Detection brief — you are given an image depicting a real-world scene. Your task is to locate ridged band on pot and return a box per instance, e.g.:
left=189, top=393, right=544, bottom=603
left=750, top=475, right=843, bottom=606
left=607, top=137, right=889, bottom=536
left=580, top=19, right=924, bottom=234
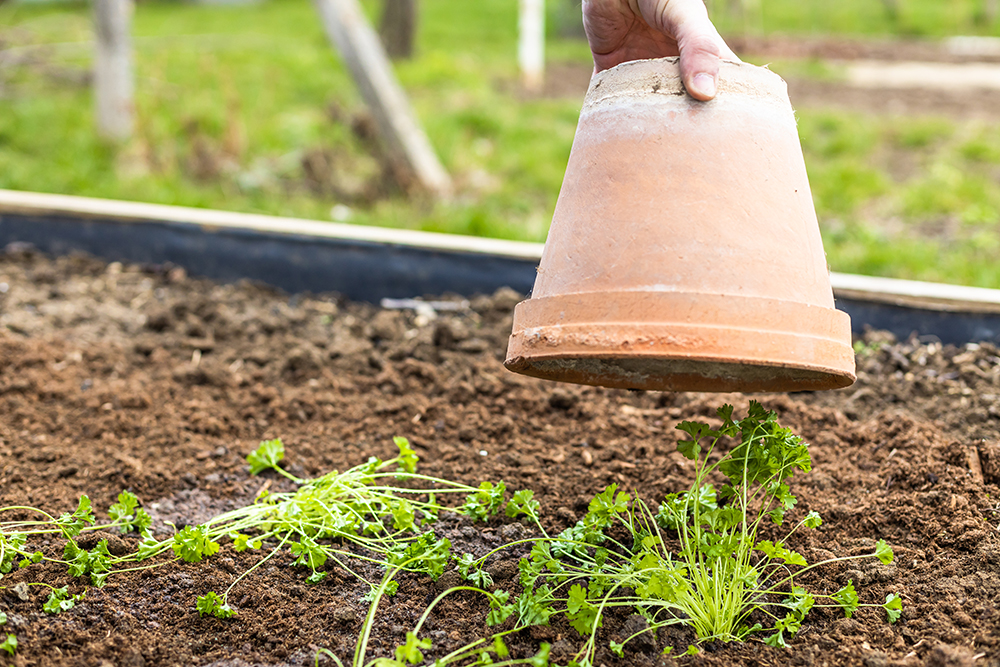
left=505, top=57, right=856, bottom=392
left=506, top=291, right=855, bottom=392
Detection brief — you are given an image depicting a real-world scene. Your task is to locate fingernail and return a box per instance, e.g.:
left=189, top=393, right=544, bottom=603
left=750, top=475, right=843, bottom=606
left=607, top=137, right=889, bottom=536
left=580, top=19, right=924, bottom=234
left=692, top=73, right=716, bottom=99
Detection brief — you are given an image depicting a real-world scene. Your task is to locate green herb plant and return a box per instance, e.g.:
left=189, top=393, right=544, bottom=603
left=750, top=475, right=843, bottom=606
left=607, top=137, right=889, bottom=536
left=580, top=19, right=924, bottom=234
left=2, top=405, right=903, bottom=667
left=450, top=402, right=902, bottom=664
left=1, top=437, right=521, bottom=621
left=0, top=610, right=15, bottom=659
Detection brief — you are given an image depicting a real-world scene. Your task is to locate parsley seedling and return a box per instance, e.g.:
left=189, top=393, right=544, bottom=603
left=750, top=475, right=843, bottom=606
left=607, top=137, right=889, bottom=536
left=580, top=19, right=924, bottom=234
left=0, top=613, right=11, bottom=659
left=196, top=591, right=236, bottom=619
left=0, top=632, right=15, bottom=656
left=500, top=403, right=902, bottom=663
left=41, top=585, right=86, bottom=614
left=3, top=436, right=530, bottom=635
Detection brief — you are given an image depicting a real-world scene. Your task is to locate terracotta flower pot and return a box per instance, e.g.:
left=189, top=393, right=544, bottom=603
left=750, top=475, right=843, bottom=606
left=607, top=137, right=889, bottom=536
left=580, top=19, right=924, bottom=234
left=505, top=57, right=855, bottom=393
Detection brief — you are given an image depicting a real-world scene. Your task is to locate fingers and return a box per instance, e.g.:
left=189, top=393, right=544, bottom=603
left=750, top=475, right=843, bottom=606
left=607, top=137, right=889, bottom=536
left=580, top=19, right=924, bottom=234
left=642, top=0, right=740, bottom=100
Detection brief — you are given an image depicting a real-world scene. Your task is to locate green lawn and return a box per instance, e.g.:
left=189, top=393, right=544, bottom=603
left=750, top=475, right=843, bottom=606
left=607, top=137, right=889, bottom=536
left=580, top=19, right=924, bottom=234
left=706, top=0, right=1000, bottom=38
left=0, top=0, right=999, bottom=287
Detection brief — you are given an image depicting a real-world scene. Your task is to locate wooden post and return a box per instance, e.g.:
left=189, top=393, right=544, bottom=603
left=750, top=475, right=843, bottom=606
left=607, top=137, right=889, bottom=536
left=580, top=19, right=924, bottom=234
left=880, top=0, right=901, bottom=22
left=313, top=0, right=452, bottom=198
left=93, top=0, right=134, bottom=141
left=985, top=0, right=998, bottom=24
left=556, top=0, right=585, bottom=39
left=519, top=0, right=545, bottom=92
left=380, top=0, right=417, bottom=60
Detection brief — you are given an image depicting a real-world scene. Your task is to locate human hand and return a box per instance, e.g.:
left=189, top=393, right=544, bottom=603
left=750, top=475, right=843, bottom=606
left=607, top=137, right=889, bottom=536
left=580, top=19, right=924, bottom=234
left=582, top=0, right=739, bottom=100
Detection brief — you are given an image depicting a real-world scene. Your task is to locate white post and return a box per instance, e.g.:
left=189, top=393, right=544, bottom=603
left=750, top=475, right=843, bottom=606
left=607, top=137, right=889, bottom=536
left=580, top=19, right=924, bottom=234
left=313, top=0, right=452, bottom=198
left=519, top=0, right=545, bottom=92
left=93, top=0, right=134, bottom=141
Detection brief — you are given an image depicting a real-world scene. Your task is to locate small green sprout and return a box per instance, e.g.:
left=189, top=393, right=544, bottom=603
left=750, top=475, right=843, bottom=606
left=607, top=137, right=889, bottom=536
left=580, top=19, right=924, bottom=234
left=196, top=591, right=236, bottom=619
left=43, top=586, right=85, bottom=614
left=0, top=632, right=15, bottom=656
left=884, top=593, right=903, bottom=623
left=247, top=438, right=285, bottom=475
left=395, top=632, right=432, bottom=665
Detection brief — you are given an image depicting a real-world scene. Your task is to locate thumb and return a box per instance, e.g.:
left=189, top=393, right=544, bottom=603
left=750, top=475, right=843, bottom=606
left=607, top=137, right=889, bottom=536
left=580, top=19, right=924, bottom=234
left=653, top=1, right=740, bottom=101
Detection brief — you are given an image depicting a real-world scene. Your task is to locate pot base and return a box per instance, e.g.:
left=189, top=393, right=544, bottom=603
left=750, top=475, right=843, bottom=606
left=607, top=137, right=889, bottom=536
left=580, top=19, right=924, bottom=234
left=505, top=291, right=856, bottom=393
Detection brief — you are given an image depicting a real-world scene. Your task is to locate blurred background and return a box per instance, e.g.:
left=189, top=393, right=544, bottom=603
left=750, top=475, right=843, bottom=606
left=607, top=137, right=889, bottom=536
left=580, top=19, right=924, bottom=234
left=1, top=0, right=1000, bottom=287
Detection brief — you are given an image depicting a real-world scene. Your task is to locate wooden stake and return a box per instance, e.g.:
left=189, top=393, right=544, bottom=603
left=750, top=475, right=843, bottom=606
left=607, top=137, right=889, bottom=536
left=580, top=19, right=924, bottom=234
left=313, top=0, right=451, bottom=198
left=986, top=0, right=999, bottom=24
left=93, top=0, right=134, bottom=141
left=380, top=0, right=417, bottom=60
left=519, top=0, right=545, bottom=92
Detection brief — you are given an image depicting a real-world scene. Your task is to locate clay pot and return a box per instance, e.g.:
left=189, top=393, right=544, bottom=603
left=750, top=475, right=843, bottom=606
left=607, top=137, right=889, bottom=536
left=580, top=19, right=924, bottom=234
left=505, top=57, right=855, bottom=393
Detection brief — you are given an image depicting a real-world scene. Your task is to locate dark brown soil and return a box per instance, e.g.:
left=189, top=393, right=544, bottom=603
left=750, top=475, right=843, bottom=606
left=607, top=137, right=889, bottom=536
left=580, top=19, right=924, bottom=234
left=0, top=248, right=998, bottom=667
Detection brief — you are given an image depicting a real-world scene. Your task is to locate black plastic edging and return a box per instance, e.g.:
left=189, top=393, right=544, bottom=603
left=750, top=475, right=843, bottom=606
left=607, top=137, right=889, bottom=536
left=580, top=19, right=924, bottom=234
left=0, top=213, right=538, bottom=302
left=836, top=298, right=1000, bottom=347
left=1, top=211, right=999, bottom=346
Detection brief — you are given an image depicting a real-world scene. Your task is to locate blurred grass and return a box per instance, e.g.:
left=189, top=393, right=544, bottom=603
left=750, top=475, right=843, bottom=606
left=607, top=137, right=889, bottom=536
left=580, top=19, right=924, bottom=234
left=0, top=0, right=582, bottom=242
left=799, top=110, right=1000, bottom=287
left=0, top=0, right=998, bottom=286
left=707, top=0, right=1000, bottom=37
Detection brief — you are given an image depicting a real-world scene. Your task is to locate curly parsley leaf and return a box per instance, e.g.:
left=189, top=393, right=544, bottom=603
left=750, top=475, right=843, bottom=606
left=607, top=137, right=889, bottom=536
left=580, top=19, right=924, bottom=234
left=875, top=539, right=894, bottom=565
left=465, top=564, right=494, bottom=589
left=834, top=580, right=860, bottom=618
left=56, top=496, right=96, bottom=538
left=387, top=532, right=451, bottom=581
left=527, top=642, right=551, bottom=667
left=506, top=489, right=541, bottom=522
left=290, top=534, right=328, bottom=570
left=172, top=525, right=221, bottom=563
left=516, top=585, right=554, bottom=626
left=390, top=499, right=416, bottom=532
left=493, top=635, right=510, bottom=658
left=395, top=631, right=431, bottom=665
left=108, top=490, right=152, bottom=534
left=566, top=583, right=603, bottom=636
left=247, top=438, right=284, bottom=475
left=0, top=632, right=16, bottom=656
left=756, top=540, right=807, bottom=567
left=230, top=533, right=262, bottom=552
left=64, top=539, right=113, bottom=585
left=586, top=484, right=630, bottom=528
left=0, top=533, right=27, bottom=574
left=884, top=593, right=903, bottom=623
left=196, top=591, right=236, bottom=618
left=43, top=586, right=85, bottom=614
left=393, top=437, right=419, bottom=474
left=487, top=589, right=515, bottom=626
left=461, top=482, right=507, bottom=523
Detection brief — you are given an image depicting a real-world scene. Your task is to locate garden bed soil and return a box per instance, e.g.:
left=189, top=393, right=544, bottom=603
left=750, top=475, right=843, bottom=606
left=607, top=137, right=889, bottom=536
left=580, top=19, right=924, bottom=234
left=0, top=248, right=998, bottom=667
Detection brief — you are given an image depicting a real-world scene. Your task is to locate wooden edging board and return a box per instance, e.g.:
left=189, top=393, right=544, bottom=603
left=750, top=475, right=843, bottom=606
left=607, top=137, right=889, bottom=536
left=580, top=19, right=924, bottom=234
left=0, top=189, right=998, bottom=346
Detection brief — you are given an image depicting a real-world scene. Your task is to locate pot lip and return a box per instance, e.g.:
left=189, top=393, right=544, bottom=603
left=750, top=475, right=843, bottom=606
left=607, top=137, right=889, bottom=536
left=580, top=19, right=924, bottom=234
left=585, top=56, right=789, bottom=109
left=505, top=289, right=857, bottom=392
left=503, top=352, right=857, bottom=392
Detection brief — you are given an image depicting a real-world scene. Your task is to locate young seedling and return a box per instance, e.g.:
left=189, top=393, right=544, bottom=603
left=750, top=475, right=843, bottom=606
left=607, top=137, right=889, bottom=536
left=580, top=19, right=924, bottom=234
left=0, top=611, right=14, bottom=659
left=1, top=404, right=903, bottom=667
left=472, top=402, right=904, bottom=664
left=1, top=437, right=520, bottom=622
